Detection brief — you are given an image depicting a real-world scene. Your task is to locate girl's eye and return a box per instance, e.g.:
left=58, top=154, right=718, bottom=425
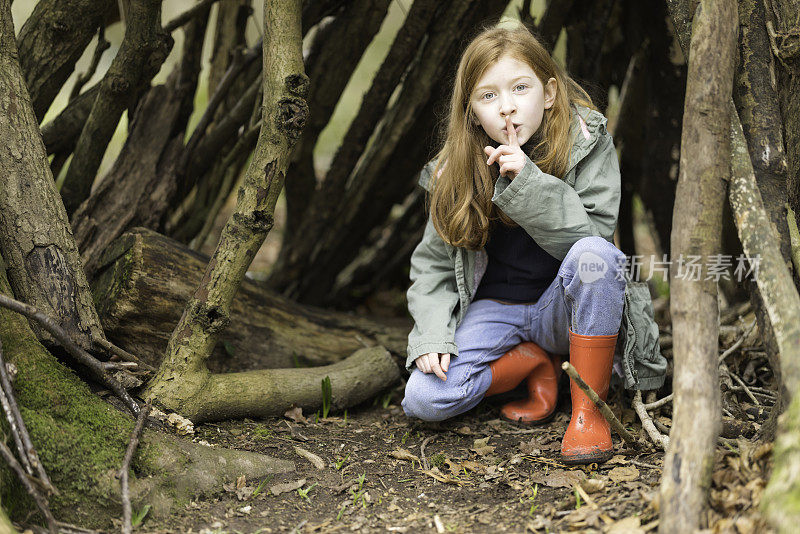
left=482, top=92, right=495, bottom=100
left=515, top=84, right=528, bottom=91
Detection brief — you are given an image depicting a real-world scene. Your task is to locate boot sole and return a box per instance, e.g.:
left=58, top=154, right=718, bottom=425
left=560, top=449, right=613, bottom=465
left=500, top=407, right=557, bottom=427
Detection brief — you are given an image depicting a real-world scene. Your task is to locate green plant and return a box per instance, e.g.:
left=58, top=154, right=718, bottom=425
left=321, top=376, right=332, bottom=418
left=381, top=391, right=392, bottom=409
left=342, top=409, right=348, bottom=424
left=297, top=482, right=318, bottom=502
left=334, top=452, right=350, bottom=470
left=431, top=453, right=446, bottom=468
left=131, top=503, right=151, bottom=528
left=223, top=340, right=236, bottom=357
left=336, top=502, right=348, bottom=521
left=252, top=426, right=273, bottom=441
left=528, top=484, right=539, bottom=516
left=251, top=474, right=274, bottom=499
left=574, top=486, right=582, bottom=509
left=401, top=430, right=411, bottom=445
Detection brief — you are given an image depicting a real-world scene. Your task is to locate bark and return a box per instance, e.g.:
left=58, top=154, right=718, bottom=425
left=71, top=9, right=211, bottom=280
left=208, top=0, right=251, bottom=95
left=301, top=0, right=347, bottom=34
left=269, top=0, right=509, bottom=305
left=0, top=259, right=292, bottom=528
left=731, top=105, right=800, bottom=531
left=0, top=0, right=103, bottom=351
left=90, top=228, right=408, bottom=370
left=768, top=0, right=800, bottom=234
left=284, top=0, right=394, bottom=240
left=283, top=0, right=436, bottom=255
left=16, top=0, right=115, bottom=121
left=536, top=0, right=576, bottom=51
left=40, top=83, right=99, bottom=156
left=59, top=0, right=172, bottom=216
left=659, top=2, right=737, bottom=533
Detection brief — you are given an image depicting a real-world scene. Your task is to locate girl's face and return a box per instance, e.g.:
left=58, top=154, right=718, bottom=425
left=470, top=55, right=557, bottom=146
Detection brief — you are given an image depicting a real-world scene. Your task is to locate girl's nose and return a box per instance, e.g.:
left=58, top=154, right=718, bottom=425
left=500, top=97, right=516, bottom=117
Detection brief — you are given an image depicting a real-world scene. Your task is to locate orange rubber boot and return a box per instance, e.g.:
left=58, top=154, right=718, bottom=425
left=485, top=342, right=558, bottom=425
left=560, top=330, right=617, bottom=464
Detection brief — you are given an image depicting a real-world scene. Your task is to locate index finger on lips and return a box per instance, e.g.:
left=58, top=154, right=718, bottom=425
left=506, top=116, right=519, bottom=148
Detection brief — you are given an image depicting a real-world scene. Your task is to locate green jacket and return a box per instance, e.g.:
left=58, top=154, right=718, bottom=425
left=406, top=106, right=666, bottom=391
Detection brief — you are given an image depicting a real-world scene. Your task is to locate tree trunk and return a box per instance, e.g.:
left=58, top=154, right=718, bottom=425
left=659, top=1, right=737, bottom=532
left=59, top=0, right=172, bottom=216
left=0, top=0, right=103, bottom=351
left=91, top=228, right=408, bottom=370
left=0, top=259, right=292, bottom=528
left=142, top=0, right=400, bottom=423
left=16, top=0, right=115, bottom=121
left=71, top=9, right=211, bottom=280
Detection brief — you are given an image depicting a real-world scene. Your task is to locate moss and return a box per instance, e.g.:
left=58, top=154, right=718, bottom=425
left=1, top=273, right=133, bottom=528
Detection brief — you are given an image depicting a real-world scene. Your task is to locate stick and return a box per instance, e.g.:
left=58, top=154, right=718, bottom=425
left=120, top=402, right=151, bottom=534
left=643, top=393, right=673, bottom=411
left=561, top=362, right=639, bottom=447
left=633, top=391, right=670, bottom=451
left=718, top=318, right=757, bottom=364
left=420, top=435, right=434, bottom=471
left=0, top=338, right=55, bottom=494
left=0, top=294, right=139, bottom=415
left=92, top=336, right=156, bottom=373
left=164, top=0, right=221, bottom=32
left=0, top=439, right=56, bottom=533
left=69, top=25, right=110, bottom=101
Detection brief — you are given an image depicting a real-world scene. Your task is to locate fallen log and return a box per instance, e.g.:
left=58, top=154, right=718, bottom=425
left=91, top=227, right=409, bottom=372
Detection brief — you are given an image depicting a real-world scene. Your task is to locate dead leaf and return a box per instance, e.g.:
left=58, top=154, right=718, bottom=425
left=608, top=465, right=640, bottom=483
left=284, top=406, right=307, bottom=423
left=166, top=412, right=194, bottom=435
left=236, top=485, right=254, bottom=501
left=269, top=478, right=306, bottom=496
left=390, top=448, right=420, bottom=464
left=580, top=478, right=606, bottom=494
left=236, top=475, right=246, bottom=489
left=606, top=516, right=643, bottom=533
left=455, top=426, right=473, bottom=435
left=421, top=467, right=464, bottom=485
left=294, top=447, right=325, bottom=469
left=530, top=469, right=586, bottom=488
left=471, top=437, right=495, bottom=456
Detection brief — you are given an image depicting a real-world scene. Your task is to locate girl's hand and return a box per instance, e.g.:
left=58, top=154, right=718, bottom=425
left=415, top=352, right=450, bottom=381
left=484, top=115, right=526, bottom=180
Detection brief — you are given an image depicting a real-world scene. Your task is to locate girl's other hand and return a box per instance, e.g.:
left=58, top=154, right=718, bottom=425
left=484, top=115, right=526, bottom=179
left=415, top=352, right=450, bottom=381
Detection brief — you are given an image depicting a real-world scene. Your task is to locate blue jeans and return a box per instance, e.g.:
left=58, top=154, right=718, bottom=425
left=402, top=236, right=626, bottom=422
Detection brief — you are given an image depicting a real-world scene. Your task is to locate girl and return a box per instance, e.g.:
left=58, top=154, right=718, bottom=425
left=402, top=24, right=627, bottom=465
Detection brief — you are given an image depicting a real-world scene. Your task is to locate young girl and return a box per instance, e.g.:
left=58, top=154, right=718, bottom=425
left=402, top=24, right=626, bottom=465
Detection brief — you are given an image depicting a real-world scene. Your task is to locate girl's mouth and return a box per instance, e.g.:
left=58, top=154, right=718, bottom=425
left=502, top=125, right=522, bottom=135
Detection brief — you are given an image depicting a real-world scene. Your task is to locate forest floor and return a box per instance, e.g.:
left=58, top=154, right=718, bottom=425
left=141, top=355, right=772, bottom=534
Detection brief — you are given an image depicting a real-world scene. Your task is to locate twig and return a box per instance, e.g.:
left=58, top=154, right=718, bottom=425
left=643, top=393, right=673, bottom=411
left=0, top=294, right=139, bottom=415
left=718, top=318, right=758, bottom=364
left=120, top=402, right=151, bottom=534
left=0, top=338, right=55, bottom=493
left=728, top=370, right=760, bottom=406
left=0, top=440, right=56, bottom=533
left=92, top=336, right=156, bottom=373
left=561, top=362, right=638, bottom=447
left=0, top=381, right=32, bottom=476
left=633, top=391, right=670, bottom=451
left=420, top=435, right=434, bottom=471
left=69, top=25, right=110, bottom=101
left=164, top=0, right=221, bottom=32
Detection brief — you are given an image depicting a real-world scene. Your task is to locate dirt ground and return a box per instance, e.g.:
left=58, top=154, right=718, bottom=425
left=141, top=363, right=772, bottom=534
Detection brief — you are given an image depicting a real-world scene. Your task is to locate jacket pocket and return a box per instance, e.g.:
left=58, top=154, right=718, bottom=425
left=619, top=275, right=667, bottom=391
